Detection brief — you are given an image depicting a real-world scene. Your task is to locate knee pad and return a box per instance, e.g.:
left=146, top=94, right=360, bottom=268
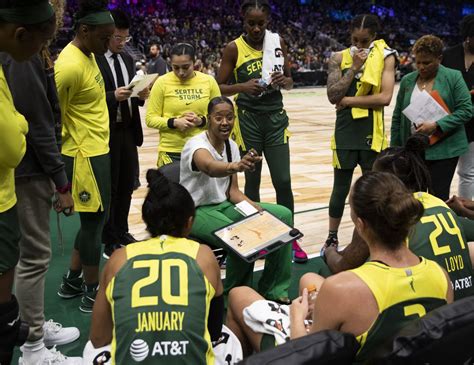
left=0, top=295, right=29, bottom=354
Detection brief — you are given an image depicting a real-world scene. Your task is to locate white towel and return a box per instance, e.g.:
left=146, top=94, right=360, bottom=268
left=243, top=300, right=291, bottom=345
left=261, top=30, right=284, bottom=86
left=212, top=325, right=243, bottom=365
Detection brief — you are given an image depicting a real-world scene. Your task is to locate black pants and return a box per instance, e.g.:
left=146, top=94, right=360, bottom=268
left=426, top=157, right=459, bottom=201
left=102, top=124, right=138, bottom=244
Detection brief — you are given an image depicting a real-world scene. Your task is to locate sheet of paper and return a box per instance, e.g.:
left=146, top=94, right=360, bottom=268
left=127, top=73, right=159, bottom=97
left=234, top=200, right=259, bottom=217
left=402, top=90, right=449, bottom=132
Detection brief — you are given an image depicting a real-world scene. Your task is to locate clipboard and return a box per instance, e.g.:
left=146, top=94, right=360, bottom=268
left=126, top=73, right=159, bottom=97
left=213, top=210, right=302, bottom=263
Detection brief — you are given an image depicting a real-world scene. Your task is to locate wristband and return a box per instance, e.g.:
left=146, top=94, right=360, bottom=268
left=167, top=118, right=176, bottom=129
left=56, top=182, right=72, bottom=194
left=198, top=116, right=207, bottom=128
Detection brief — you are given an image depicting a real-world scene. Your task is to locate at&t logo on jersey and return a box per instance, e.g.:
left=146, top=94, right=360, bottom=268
left=129, top=339, right=189, bottom=362
left=130, top=339, right=149, bottom=362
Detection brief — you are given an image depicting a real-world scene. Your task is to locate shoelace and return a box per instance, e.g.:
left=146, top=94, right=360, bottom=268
left=44, top=319, right=62, bottom=334
left=46, top=346, right=67, bottom=364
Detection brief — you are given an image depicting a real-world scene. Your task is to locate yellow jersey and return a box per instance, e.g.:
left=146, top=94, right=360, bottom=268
left=55, top=43, right=109, bottom=158
left=0, top=67, right=28, bottom=212
left=146, top=71, right=220, bottom=154
left=351, top=257, right=448, bottom=362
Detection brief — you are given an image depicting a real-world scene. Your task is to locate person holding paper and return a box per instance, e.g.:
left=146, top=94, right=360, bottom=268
left=180, top=96, right=293, bottom=303
left=146, top=42, right=221, bottom=167
left=54, top=0, right=115, bottom=313
left=391, top=35, right=472, bottom=201
left=96, top=9, right=150, bottom=259
left=323, top=14, right=397, bottom=255
left=216, top=0, right=307, bottom=263
left=443, top=15, right=474, bottom=199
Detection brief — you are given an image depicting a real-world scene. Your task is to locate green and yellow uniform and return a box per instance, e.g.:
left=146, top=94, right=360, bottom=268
left=329, top=40, right=394, bottom=220
left=331, top=47, right=385, bottom=170
left=231, top=35, right=293, bottom=212
left=351, top=257, right=448, bottom=363
left=55, top=43, right=111, bottom=266
left=146, top=71, right=220, bottom=166
left=0, top=66, right=28, bottom=272
left=106, top=236, right=215, bottom=365
left=409, top=192, right=474, bottom=300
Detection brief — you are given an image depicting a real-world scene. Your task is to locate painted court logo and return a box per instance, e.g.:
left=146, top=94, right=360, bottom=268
left=130, top=339, right=149, bottom=362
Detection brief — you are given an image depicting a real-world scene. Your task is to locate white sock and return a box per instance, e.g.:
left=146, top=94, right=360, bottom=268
left=21, top=338, right=46, bottom=363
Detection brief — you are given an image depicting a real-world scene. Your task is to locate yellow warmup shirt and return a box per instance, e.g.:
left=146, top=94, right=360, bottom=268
left=55, top=43, right=109, bottom=158
left=0, top=67, right=28, bottom=212
left=146, top=71, right=221, bottom=154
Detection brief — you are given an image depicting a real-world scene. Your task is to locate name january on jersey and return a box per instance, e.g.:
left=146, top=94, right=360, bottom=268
left=135, top=311, right=185, bottom=333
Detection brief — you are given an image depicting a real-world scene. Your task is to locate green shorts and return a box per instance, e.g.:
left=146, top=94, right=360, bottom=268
left=332, top=149, right=378, bottom=170
left=237, top=108, right=290, bottom=152
left=0, top=205, right=20, bottom=274
left=260, top=333, right=277, bottom=351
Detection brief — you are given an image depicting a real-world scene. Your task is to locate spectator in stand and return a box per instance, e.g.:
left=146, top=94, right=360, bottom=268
left=147, top=43, right=168, bottom=75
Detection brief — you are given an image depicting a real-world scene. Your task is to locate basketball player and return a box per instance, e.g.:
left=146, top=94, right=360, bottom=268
left=55, top=0, right=115, bottom=313
left=146, top=43, right=221, bottom=167
left=320, top=134, right=474, bottom=300
left=324, top=14, right=397, bottom=252
left=88, top=169, right=224, bottom=364
left=216, top=0, right=307, bottom=262
left=227, top=172, right=452, bottom=363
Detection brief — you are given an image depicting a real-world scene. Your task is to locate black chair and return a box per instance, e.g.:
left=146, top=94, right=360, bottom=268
left=157, top=163, right=227, bottom=266
left=239, top=330, right=358, bottom=365
left=367, top=296, right=474, bottom=365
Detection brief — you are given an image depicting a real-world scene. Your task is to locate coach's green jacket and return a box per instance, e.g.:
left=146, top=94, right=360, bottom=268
left=390, top=65, right=472, bottom=160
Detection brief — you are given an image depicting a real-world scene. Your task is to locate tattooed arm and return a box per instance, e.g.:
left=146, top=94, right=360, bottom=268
left=327, top=52, right=355, bottom=104
left=327, top=49, right=368, bottom=105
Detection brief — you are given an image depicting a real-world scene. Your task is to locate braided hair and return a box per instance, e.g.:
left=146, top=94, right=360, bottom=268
left=373, top=133, right=432, bottom=193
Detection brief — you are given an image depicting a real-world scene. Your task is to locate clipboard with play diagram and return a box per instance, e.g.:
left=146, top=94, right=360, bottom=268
left=213, top=210, right=303, bottom=263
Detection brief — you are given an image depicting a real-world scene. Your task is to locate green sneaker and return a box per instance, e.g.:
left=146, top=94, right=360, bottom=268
left=79, top=286, right=98, bottom=313
left=57, top=273, right=83, bottom=299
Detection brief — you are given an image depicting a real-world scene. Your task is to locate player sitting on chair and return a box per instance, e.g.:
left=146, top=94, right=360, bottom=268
left=85, top=169, right=224, bottom=364
left=226, top=172, right=452, bottom=362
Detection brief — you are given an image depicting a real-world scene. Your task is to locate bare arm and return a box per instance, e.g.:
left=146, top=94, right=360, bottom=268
left=327, top=52, right=356, bottom=104
left=325, top=229, right=370, bottom=273
left=337, top=55, right=397, bottom=109
left=192, top=148, right=261, bottom=178
left=216, top=42, right=265, bottom=97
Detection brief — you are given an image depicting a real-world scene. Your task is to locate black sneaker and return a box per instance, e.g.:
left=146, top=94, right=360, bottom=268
left=102, top=243, right=123, bottom=260
left=57, top=274, right=84, bottom=299
left=119, top=232, right=137, bottom=246
left=79, top=285, right=98, bottom=313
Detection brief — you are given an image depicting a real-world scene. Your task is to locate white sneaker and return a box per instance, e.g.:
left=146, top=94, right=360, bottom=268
left=19, top=346, right=82, bottom=364
left=43, top=319, right=80, bottom=347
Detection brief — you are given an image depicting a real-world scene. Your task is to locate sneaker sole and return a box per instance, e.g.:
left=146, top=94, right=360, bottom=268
left=44, top=332, right=80, bottom=347
left=293, top=257, right=309, bottom=264
left=79, top=305, right=93, bottom=313
left=57, top=290, right=83, bottom=299
left=102, top=252, right=111, bottom=260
